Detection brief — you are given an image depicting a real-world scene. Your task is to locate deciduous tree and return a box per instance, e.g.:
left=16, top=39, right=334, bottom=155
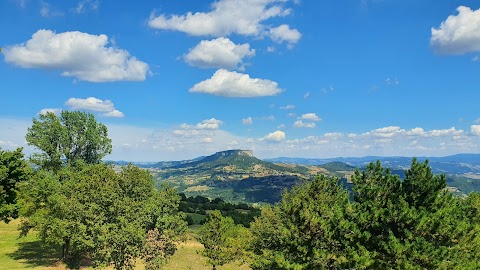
left=18, top=162, right=187, bottom=269
left=0, top=147, right=32, bottom=222
left=25, top=111, right=112, bottom=171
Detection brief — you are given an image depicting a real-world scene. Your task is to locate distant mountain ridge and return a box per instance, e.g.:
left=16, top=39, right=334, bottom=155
left=265, top=154, right=480, bottom=174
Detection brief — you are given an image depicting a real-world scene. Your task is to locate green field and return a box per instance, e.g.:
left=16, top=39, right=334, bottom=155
left=0, top=220, right=249, bottom=270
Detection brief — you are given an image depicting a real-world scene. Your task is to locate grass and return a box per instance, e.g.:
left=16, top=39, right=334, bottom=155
left=0, top=219, right=65, bottom=270
left=186, top=212, right=206, bottom=225
left=1, top=220, right=250, bottom=270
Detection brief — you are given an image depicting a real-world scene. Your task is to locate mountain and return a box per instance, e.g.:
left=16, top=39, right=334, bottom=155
left=154, top=150, right=321, bottom=203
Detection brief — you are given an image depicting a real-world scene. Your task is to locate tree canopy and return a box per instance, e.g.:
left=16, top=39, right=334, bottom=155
left=0, top=147, right=32, bottom=222
left=248, top=159, right=480, bottom=269
left=18, top=162, right=187, bottom=269
left=25, top=111, right=112, bottom=171
left=198, top=210, right=250, bottom=270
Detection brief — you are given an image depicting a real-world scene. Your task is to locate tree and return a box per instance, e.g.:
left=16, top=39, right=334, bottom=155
left=198, top=210, right=248, bottom=270
left=248, top=160, right=480, bottom=269
left=18, top=162, right=187, bottom=269
left=0, top=147, right=32, bottom=222
left=25, top=111, right=112, bottom=171
left=249, top=175, right=355, bottom=269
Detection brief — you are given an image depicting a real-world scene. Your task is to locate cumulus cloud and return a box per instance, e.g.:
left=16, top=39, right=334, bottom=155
left=293, top=120, right=315, bottom=128
left=190, top=69, right=283, bottom=97
left=263, top=130, right=286, bottom=142
left=65, top=97, right=124, bottom=117
left=196, top=118, right=223, bottom=130
left=280, top=104, right=295, bottom=110
left=184, top=37, right=255, bottom=69
left=472, top=125, right=480, bottom=136
left=3, top=29, right=149, bottom=82
left=299, top=113, right=321, bottom=121
left=38, top=108, right=62, bottom=115
left=148, top=0, right=300, bottom=46
left=2, top=116, right=479, bottom=161
left=242, top=117, right=253, bottom=125
left=269, top=24, right=302, bottom=47
left=431, top=6, right=480, bottom=54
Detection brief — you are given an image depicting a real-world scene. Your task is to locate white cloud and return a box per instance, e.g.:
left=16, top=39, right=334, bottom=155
left=431, top=6, right=480, bottom=54
left=203, top=137, right=214, bottom=143
left=263, top=130, right=286, bottom=142
left=266, top=46, right=276, bottom=53
left=190, top=69, right=283, bottom=97
left=102, top=110, right=124, bottom=118
left=293, top=120, right=315, bottom=128
left=365, top=126, right=403, bottom=138
left=65, top=97, right=124, bottom=118
left=324, top=132, right=343, bottom=139
left=242, top=117, right=253, bottom=125
left=269, top=24, right=301, bottom=47
left=184, top=37, right=255, bottom=70
left=304, top=92, right=310, bottom=99
left=173, top=129, right=200, bottom=137
left=3, top=29, right=149, bottom=82
left=2, top=117, right=479, bottom=161
left=196, top=118, right=223, bottom=130
left=38, top=108, right=62, bottom=115
left=299, top=113, right=321, bottom=121
left=474, top=118, right=480, bottom=124
left=471, top=125, right=480, bottom=136
left=148, top=0, right=291, bottom=37
left=280, top=104, right=295, bottom=110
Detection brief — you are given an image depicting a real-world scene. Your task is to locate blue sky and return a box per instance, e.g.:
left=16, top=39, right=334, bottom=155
left=1, top=0, right=480, bottom=161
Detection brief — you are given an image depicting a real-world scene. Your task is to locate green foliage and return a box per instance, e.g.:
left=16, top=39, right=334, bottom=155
left=249, top=159, right=480, bottom=269
left=198, top=210, right=250, bottom=269
left=249, top=175, right=354, bottom=269
left=0, top=147, right=32, bottom=223
left=18, top=162, right=187, bottom=269
left=25, top=111, right=112, bottom=171
left=179, top=195, right=261, bottom=227
left=318, top=161, right=355, bottom=172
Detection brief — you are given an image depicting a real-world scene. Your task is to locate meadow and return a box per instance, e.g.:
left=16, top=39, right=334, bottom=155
left=0, top=221, right=249, bottom=270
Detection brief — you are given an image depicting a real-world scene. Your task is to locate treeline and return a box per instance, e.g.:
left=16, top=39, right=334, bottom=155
left=178, top=194, right=260, bottom=227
